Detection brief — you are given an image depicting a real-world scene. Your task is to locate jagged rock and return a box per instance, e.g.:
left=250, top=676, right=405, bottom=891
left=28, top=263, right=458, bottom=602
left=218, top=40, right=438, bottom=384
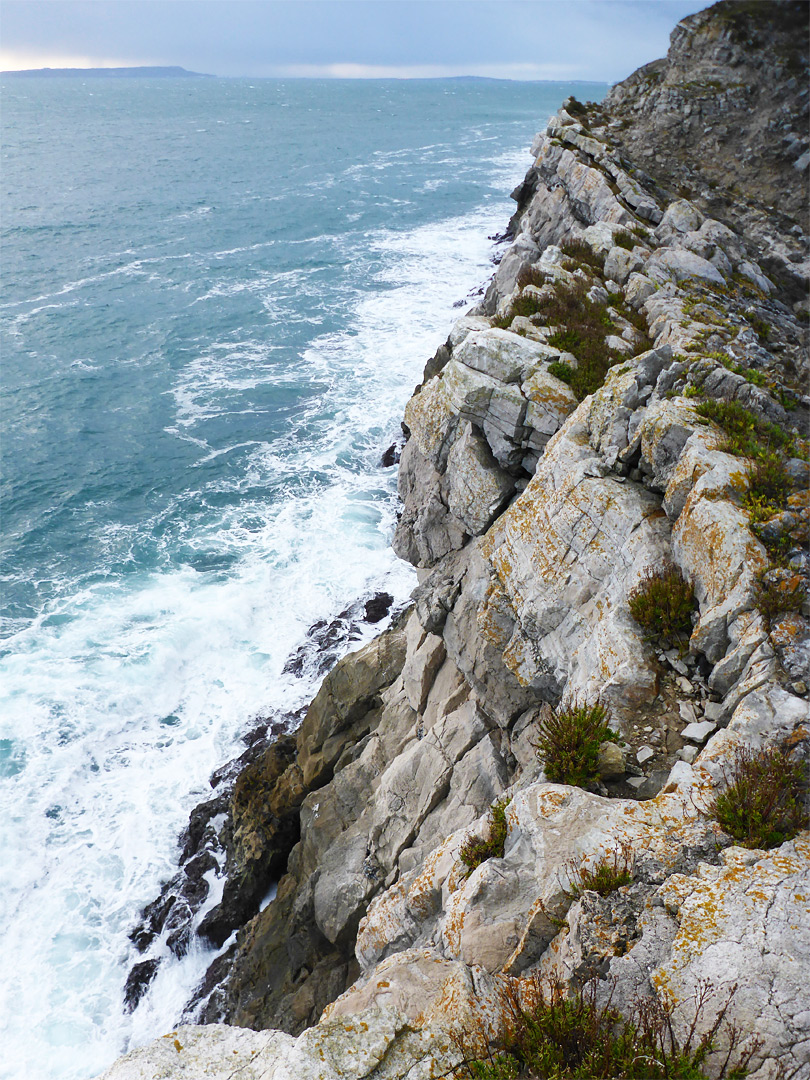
left=453, top=327, right=552, bottom=384
left=478, top=408, right=670, bottom=717
left=597, top=741, right=626, bottom=780
left=646, top=246, right=727, bottom=286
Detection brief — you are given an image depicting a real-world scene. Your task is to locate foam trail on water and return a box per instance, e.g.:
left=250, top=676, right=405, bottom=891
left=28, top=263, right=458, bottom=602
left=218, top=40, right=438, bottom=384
left=0, top=172, right=526, bottom=1077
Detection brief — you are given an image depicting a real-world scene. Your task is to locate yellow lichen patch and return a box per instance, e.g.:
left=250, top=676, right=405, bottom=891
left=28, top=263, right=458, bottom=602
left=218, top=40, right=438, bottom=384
left=659, top=837, right=810, bottom=972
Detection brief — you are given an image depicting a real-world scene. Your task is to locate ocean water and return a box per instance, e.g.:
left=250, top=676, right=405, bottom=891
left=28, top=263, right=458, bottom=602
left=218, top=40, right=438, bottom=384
left=0, top=76, right=605, bottom=1079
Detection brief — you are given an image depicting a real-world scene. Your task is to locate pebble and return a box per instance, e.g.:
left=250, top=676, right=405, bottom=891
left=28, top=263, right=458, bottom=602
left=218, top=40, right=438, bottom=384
left=643, top=725, right=653, bottom=732
left=626, top=776, right=646, bottom=790
left=678, top=701, right=697, bottom=724
left=676, top=676, right=694, bottom=695
left=682, top=720, right=717, bottom=744
left=665, top=650, right=689, bottom=676
left=702, top=701, right=724, bottom=722
left=677, top=745, right=699, bottom=763
left=666, top=761, right=694, bottom=788
left=637, top=745, right=655, bottom=765
left=792, top=681, right=808, bottom=695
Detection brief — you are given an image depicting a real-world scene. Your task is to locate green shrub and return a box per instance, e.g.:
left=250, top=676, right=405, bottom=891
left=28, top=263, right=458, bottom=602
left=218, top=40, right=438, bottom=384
left=747, top=314, right=769, bottom=341
left=459, top=798, right=511, bottom=874
left=452, top=975, right=759, bottom=1080
left=536, top=702, right=618, bottom=789
left=567, top=843, right=633, bottom=898
left=755, top=571, right=808, bottom=626
left=694, top=399, right=799, bottom=460
left=741, top=455, right=792, bottom=526
left=515, top=264, right=545, bottom=292
left=612, top=230, right=635, bottom=250
left=710, top=744, right=809, bottom=850
left=548, top=360, right=575, bottom=384
left=559, top=238, right=606, bottom=275
left=628, top=566, right=696, bottom=647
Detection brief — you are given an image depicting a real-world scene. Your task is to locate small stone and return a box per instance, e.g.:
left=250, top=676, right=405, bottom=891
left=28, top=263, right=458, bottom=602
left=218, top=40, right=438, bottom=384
left=676, top=676, right=694, bottom=695
left=677, top=745, right=699, bottom=763
left=678, top=701, right=697, bottom=725
left=643, top=726, right=654, bottom=733
left=665, top=650, right=689, bottom=676
left=597, top=741, right=626, bottom=780
left=625, top=763, right=644, bottom=777
left=626, top=776, right=646, bottom=790
left=792, top=681, right=808, bottom=696
left=702, top=701, right=724, bottom=722
left=682, top=720, right=717, bottom=744
left=637, top=745, right=655, bottom=766
left=666, top=760, right=694, bottom=788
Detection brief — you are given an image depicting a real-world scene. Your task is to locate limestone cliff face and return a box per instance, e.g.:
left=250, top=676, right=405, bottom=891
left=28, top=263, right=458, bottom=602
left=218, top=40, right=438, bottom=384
left=103, top=4, right=810, bottom=1078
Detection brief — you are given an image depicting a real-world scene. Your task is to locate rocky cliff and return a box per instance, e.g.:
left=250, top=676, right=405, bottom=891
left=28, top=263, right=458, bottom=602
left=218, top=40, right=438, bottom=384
left=101, top=3, right=810, bottom=1078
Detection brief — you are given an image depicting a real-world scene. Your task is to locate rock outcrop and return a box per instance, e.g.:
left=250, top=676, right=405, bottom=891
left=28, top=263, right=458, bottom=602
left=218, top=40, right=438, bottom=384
left=106, top=3, right=810, bottom=1078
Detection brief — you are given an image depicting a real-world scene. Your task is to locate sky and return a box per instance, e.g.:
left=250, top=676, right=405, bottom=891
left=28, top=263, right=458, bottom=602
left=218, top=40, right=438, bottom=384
left=0, top=0, right=710, bottom=81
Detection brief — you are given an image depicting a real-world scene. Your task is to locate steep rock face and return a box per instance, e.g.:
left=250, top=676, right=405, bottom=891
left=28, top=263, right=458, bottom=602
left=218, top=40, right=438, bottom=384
left=107, top=4, right=810, bottom=1078
left=602, top=0, right=810, bottom=303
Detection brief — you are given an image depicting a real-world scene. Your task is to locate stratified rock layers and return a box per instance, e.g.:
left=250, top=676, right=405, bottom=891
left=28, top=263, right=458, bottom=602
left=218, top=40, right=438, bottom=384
left=102, top=3, right=810, bottom=1078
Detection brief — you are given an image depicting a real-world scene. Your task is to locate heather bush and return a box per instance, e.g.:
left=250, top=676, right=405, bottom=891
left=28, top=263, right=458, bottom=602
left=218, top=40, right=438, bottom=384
left=567, top=842, right=634, bottom=898
left=628, top=566, right=696, bottom=648
left=452, top=975, right=759, bottom=1079
left=709, top=744, right=808, bottom=849
left=536, top=702, right=618, bottom=789
left=459, top=798, right=511, bottom=874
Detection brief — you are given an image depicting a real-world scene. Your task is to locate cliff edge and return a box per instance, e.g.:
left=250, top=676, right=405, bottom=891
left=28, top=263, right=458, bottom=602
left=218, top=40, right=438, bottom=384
left=102, top=3, right=810, bottom=1078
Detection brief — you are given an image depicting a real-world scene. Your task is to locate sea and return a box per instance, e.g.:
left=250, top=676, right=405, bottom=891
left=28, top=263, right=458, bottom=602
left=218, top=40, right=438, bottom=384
left=0, top=75, right=605, bottom=1080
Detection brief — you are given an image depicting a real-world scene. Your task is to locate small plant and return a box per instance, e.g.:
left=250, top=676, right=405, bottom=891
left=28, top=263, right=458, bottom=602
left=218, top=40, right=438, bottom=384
left=459, top=798, right=511, bottom=875
left=559, top=238, right=606, bottom=275
left=747, top=313, right=770, bottom=341
left=548, top=360, right=575, bottom=384
left=755, top=571, right=807, bottom=626
left=709, top=744, right=808, bottom=849
left=567, top=843, right=634, bottom=898
left=630, top=225, right=649, bottom=241
left=683, top=384, right=703, bottom=399
left=515, top=264, right=544, bottom=292
left=694, top=399, right=798, bottom=460
left=451, top=975, right=760, bottom=1080
left=536, top=702, right=619, bottom=789
left=628, top=566, right=697, bottom=648
left=741, top=455, right=792, bottom=525
left=612, top=230, right=636, bottom=250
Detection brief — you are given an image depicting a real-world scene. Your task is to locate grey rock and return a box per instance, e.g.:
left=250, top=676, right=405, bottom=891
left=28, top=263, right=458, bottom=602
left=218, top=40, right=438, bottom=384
left=597, top=741, right=626, bottom=779
left=681, top=720, right=717, bottom=744
left=636, top=746, right=655, bottom=766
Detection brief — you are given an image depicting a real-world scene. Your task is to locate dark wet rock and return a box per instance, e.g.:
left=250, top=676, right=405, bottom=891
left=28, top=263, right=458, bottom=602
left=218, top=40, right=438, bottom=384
left=123, top=958, right=161, bottom=1013
left=381, top=443, right=400, bottom=467
left=363, top=592, right=393, bottom=623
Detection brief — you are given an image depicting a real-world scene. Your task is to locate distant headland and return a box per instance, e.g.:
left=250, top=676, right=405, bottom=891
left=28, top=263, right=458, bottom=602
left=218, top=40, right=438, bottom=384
left=2, top=65, right=214, bottom=78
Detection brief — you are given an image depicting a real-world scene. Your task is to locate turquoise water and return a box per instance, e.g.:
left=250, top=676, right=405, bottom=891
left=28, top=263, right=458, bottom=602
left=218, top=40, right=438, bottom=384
left=0, top=76, right=605, bottom=1079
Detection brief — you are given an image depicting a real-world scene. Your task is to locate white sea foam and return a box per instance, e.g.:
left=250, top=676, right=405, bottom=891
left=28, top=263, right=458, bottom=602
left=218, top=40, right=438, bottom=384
left=0, top=103, right=534, bottom=1080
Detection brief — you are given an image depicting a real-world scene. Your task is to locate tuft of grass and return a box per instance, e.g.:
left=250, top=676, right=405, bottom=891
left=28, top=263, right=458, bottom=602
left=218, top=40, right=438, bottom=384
left=459, top=798, right=511, bottom=875
left=536, top=702, right=619, bottom=789
left=694, top=399, right=799, bottom=460
left=747, top=313, right=769, bottom=341
left=559, top=238, right=606, bottom=275
left=515, top=263, right=545, bottom=292
left=567, top=843, right=633, bottom=898
left=755, top=571, right=808, bottom=626
left=709, top=744, right=808, bottom=850
left=741, top=455, right=792, bottom=527
left=612, top=230, right=636, bottom=250
left=548, top=360, right=575, bottom=384
left=451, top=975, right=760, bottom=1080
left=628, top=566, right=696, bottom=648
